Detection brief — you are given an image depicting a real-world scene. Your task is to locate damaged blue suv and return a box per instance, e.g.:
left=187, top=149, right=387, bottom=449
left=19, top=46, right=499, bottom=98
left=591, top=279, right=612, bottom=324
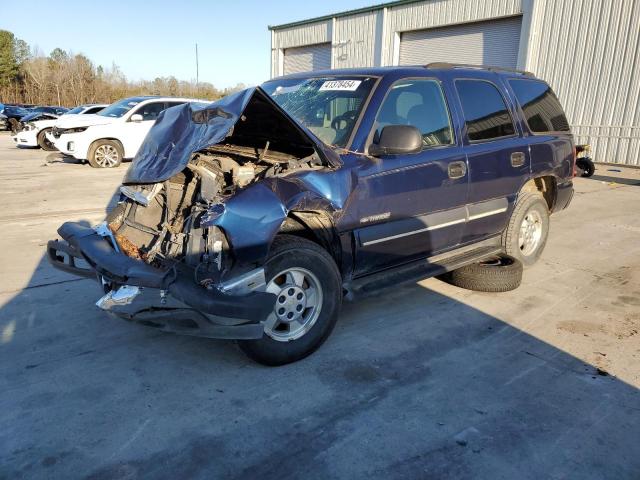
left=48, top=64, right=575, bottom=365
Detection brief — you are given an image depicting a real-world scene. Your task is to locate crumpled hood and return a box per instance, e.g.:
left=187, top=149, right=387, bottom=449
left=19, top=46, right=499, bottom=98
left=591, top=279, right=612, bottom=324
left=123, top=87, right=341, bottom=185
left=21, top=112, right=59, bottom=123
left=54, top=113, right=115, bottom=129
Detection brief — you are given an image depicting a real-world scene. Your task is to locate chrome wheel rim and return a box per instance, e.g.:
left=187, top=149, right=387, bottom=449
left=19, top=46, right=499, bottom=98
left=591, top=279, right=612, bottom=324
left=519, top=210, right=543, bottom=256
left=263, top=267, right=323, bottom=342
left=95, top=145, right=119, bottom=167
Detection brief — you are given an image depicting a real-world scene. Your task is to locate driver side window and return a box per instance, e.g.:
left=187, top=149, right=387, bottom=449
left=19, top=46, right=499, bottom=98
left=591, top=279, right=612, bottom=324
left=374, top=79, right=454, bottom=148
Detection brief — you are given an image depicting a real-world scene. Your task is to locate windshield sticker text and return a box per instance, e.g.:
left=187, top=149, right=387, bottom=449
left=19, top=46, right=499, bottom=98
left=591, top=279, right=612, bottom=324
left=319, top=80, right=362, bottom=91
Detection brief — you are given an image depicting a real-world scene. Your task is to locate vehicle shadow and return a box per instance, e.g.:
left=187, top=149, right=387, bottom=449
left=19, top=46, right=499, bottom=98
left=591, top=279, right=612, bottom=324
left=1, top=239, right=638, bottom=479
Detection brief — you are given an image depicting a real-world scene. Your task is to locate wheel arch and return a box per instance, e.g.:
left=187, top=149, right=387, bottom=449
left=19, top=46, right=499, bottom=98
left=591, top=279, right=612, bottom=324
left=519, top=175, right=557, bottom=211
left=278, top=210, right=345, bottom=275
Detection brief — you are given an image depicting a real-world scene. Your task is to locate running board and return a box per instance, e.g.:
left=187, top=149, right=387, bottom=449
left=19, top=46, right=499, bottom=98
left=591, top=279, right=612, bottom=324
left=345, top=243, right=503, bottom=300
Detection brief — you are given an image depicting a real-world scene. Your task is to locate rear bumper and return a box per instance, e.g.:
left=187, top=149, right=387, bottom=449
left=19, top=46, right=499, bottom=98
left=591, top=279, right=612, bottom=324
left=47, top=222, right=275, bottom=339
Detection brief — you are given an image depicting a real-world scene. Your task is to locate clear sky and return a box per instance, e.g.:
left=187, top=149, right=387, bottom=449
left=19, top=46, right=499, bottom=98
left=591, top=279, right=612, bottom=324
left=0, top=0, right=376, bottom=89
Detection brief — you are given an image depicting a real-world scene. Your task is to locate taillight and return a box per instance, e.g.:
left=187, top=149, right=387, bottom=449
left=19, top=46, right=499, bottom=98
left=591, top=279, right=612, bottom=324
left=572, top=146, right=577, bottom=177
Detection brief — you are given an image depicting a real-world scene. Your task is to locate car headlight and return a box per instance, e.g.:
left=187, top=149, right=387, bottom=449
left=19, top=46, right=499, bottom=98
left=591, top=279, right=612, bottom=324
left=24, top=122, right=36, bottom=131
left=63, top=126, right=89, bottom=134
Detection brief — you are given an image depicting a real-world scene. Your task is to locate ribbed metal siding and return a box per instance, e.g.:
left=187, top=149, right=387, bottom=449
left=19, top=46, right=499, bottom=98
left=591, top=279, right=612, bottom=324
left=526, top=0, right=640, bottom=166
left=333, top=11, right=380, bottom=68
left=283, top=43, right=332, bottom=75
left=273, top=20, right=332, bottom=49
left=399, top=17, right=523, bottom=68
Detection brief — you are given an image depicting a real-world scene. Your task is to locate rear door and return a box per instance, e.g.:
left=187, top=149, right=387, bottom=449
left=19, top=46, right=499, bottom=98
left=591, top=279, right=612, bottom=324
left=507, top=79, right=574, bottom=184
left=350, top=77, right=468, bottom=276
left=453, top=78, right=530, bottom=245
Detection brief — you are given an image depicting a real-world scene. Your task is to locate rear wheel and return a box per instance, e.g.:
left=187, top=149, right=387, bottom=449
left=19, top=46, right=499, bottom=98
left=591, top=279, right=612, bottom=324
left=238, top=235, right=342, bottom=366
left=88, top=140, right=123, bottom=168
left=37, top=128, right=56, bottom=151
left=501, top=192, right=549, bottom=266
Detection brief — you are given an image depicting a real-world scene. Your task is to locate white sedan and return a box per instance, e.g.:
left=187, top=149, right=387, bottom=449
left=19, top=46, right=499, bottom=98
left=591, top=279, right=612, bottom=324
left=12, top=104, right=107, bottom=150
left=48, top=96, right=208, bottom=168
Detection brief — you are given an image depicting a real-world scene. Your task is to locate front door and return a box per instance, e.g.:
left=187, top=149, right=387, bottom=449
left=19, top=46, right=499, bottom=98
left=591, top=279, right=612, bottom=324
left=347, top=78, right=469, bottom=276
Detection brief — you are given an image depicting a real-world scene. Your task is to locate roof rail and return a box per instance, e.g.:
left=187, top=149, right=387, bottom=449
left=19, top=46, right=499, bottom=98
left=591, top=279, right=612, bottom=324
left=425, top=62, right=534, bottom=77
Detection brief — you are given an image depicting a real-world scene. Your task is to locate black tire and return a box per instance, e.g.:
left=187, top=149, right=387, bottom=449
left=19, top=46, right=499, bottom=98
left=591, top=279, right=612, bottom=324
left=501, top=192, right=550, bottom=266
left=441, top=255, right=523, bottom=292
left=37, top=128, right=56, bottom=151
left=88, top=139, right=123, bottom=168
left=577, top=158, right=595, bottom=177
left=238, top=235, right=342, bottom=366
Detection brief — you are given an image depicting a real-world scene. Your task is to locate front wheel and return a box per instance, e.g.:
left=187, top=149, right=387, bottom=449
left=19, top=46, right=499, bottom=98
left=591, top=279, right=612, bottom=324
left=88, top=140, right=123, bottom=168
left=238, top=235, right=342, bottom=366
left=501, top=192, right=550, bottom=266
left=37, top=129, right=56, bottom=151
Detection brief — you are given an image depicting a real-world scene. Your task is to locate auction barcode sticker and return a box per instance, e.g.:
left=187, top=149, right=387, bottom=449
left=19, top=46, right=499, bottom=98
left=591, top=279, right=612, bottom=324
left=319, top=80, right=362, bottom=91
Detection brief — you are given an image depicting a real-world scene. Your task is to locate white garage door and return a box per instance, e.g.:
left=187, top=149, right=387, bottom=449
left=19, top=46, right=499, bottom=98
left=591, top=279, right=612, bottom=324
left=283, top=43, right=332, bottom=75
left=399, top=16, right=523, bottom=69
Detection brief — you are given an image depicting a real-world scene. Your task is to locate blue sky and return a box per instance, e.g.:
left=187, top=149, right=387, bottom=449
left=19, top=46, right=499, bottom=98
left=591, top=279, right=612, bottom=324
left=0, top=0, right=376, bottom=88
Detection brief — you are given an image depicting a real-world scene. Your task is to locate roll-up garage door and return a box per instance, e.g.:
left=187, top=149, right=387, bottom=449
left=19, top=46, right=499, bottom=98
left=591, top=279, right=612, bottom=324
left=283, top=43, right=332, bottom=75
left=399, top=16, right=523, bottom=69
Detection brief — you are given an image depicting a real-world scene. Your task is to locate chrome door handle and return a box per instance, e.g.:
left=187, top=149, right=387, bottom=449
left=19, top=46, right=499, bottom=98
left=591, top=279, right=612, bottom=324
left=448, top=161, right=467, bottom=179
left=511, top=152, right=526, bottom=167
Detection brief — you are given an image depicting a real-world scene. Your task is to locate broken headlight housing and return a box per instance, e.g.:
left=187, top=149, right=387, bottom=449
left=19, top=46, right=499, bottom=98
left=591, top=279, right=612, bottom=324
left=62, top=126, right=89, bottom=134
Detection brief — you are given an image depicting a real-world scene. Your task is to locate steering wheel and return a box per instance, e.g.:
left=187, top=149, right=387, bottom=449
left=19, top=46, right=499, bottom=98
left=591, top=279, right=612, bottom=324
left=331, top=110, right=358, bottom=132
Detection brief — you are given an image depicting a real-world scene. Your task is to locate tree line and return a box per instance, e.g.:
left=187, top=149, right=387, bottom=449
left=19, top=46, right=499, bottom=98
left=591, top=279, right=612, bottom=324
left=0, top=30, right=243, bottom=107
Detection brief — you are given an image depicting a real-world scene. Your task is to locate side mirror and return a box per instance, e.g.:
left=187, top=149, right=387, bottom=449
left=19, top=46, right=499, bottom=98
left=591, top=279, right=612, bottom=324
left=130, top=113, right=143, bottom=122
left=368, top=125, right=422, bottom=157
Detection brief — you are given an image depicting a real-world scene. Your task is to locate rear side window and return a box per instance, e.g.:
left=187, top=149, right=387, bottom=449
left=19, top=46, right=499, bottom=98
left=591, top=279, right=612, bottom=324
left=455, top=79, right=515, bottom=141
left=509, top=79, right=570, bottom=133
left=374, top=79, right=453, bottom=148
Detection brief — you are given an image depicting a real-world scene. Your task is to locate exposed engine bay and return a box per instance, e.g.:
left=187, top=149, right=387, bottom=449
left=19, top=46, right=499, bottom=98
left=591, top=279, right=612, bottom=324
left=105, top=142, right=324, bottom=287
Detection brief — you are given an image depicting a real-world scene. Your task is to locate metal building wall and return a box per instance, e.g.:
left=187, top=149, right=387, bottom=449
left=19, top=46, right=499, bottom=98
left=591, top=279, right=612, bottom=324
left=270, top=0, right=639, bottom=165
left=526, top=0, right=640, bottom=166
left=333, top=11, right=381, bottom=69
left=271, top=20, right=332, bottom=77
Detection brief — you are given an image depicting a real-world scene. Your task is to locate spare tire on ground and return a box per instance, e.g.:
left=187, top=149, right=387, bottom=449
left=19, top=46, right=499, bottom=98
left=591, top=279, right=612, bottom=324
left=439, top=254, right=523, bottom=292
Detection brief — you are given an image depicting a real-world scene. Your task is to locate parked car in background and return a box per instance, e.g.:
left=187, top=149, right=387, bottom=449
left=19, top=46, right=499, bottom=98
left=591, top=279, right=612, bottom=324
left=48, top=64, right=575, bottom=365
left=25, top=105, right=69, bottom=117
left=19, top=111, right=60, bottom=124
left=0, top=105, right=30, bottom=132
left=13, top=104, right=107, bottom=150
left=49, top=96, right=208, bottom=167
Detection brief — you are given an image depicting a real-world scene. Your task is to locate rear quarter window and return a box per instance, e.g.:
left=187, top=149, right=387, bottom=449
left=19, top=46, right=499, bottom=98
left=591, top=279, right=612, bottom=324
left=509, top=79, right=570, bottom=133
left=455, top=79, right=516, bottom=142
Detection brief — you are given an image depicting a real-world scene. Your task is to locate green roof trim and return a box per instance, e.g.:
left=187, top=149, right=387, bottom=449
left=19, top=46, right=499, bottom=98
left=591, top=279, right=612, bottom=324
left=268, top=0, right=421, bottom=30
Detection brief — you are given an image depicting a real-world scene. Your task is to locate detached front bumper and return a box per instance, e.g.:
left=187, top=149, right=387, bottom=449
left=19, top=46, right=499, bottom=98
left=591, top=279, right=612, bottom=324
left=47, top=222, right=276, bottom=340
left=12, top=129, right=38, bottom=147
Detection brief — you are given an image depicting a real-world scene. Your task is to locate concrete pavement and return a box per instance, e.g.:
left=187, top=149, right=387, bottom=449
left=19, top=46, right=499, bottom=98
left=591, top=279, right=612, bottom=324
left=0, top=132, right=639, bottom=479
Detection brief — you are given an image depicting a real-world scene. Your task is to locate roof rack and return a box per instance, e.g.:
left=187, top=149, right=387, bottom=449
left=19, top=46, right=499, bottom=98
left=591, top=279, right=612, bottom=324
left=424, top=62, right=534, bottom=77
